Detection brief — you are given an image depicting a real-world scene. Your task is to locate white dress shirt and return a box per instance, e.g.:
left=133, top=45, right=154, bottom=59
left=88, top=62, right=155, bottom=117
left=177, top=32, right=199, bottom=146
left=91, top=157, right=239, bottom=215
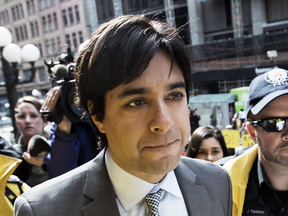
left=105, top=149, right=188, bottom=216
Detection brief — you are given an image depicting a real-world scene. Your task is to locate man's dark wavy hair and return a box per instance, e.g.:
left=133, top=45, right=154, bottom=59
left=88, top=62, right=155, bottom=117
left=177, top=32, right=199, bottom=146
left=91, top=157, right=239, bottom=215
left=74, top=14, right=191, bottom=149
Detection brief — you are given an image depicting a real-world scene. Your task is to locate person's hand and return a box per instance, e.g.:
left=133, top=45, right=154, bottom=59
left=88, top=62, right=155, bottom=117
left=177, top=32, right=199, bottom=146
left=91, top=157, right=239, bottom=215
left=41, top=86, right=61, bottom=111
left=23, top=152, right=45, bottom=166
left=41, top=86, right=72, bottom=133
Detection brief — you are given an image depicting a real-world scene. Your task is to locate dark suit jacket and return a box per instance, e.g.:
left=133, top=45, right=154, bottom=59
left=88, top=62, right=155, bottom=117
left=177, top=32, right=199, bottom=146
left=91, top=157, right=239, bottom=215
left=14, top=149, right=232, bottom=216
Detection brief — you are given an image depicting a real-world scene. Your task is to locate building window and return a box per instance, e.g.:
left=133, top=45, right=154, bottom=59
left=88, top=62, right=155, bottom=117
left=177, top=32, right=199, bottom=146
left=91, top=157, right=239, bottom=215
left=72, top=32, right=77, bottom=48
left=266, top=0, right=288, bottom=23
left=11, top=7, right=15, bottom=21
left=45, top=39, right=51, bottom=55
left=68, top=7, right=74, bottom=24
left=19, top=4, right=24, bottom=19
left=20, top=26, right=24, bottom=41
left=0, top=12, right=4, bottom=25
left=62, top=9, right=67, bottom=26
left=38, top=43, right=42, bottom=55
left=15, top=27, right=20, bottom=41
left=51, top=38, right=56, bottom=54
left=48, top=14, right=53, bottom=30
left=35, top=21, right=39, bottom=36
left=38, top=66, right=46, bottom=82
left=65, top=34, right=71, bottom=47
left=15, top=5, right=20, bottom=20
left=45, top=0, right=51, bottom=7
left=53, top=12, right=58, bottom=29
left=31, top=0, right=35, bottom=14
left=30, top=22, right=35, bottom=37
left=5, top=10, right=9, bottom=24
left=78, top=31, right=83, bottom=43
left=39, top=0, right=45, bottom=10
left=201, top=0, right=234, bottom=35
left=75, top=5, right=80, bottom=23
left=23, top=69, right=33, bottom=82
left=42, top=16, right=47, bottom=32
left=27, top=0, right=35, bottom=15
left=27, top=1, right=30, bottom=15
left=57, top=36, right=61, bottom=49
left=24, top=24, right=28, bottom=39
left=2, top=11, right=6, bottom=24
left=96, top=0, right=114, bottom=22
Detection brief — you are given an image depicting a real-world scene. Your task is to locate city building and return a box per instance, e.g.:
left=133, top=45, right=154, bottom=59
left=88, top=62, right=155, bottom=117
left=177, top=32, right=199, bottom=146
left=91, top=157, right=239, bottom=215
left=84, top=0, right=288, bottom=95
left=187, top=0, right=288, bottom=95
left=0, top=0, right=89, bottom=113
left=1, top=0, right=288, bottom=113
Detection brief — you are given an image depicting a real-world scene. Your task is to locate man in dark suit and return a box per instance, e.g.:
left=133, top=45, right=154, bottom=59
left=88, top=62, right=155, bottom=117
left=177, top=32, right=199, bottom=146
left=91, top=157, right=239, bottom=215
left=14, top=15, right=232, bottom=216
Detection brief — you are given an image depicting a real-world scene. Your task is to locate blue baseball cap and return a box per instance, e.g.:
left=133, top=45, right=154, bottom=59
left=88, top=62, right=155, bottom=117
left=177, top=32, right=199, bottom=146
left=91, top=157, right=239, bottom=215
left=246, top=68, right=288, bottom=119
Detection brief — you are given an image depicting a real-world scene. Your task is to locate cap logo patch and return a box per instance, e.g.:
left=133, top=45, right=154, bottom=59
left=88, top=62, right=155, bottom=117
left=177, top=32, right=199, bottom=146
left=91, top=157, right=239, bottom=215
left=264, top=68, right=288, bottom=87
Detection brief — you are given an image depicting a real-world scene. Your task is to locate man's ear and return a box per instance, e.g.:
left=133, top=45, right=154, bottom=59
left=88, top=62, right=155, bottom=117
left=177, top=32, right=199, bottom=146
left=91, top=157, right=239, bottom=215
left=87, top=100, right=105, bottom=134
left=246, top=122, right=257, bottom=144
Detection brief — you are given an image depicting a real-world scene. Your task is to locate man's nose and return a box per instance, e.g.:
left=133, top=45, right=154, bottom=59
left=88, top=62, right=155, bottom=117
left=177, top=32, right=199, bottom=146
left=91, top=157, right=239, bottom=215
left=150, top=100, right=174, bottom=133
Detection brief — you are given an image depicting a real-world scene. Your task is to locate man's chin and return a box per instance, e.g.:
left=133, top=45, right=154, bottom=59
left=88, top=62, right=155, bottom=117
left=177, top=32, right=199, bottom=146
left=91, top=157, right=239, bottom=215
left=142, top=153, right=181, bottom=174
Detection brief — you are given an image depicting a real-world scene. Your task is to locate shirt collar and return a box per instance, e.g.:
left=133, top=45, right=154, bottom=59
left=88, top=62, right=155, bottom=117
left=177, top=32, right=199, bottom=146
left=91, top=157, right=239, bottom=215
left=257, top=159, right=272, bottom=187
left=105, top=148, right=182, bottom=211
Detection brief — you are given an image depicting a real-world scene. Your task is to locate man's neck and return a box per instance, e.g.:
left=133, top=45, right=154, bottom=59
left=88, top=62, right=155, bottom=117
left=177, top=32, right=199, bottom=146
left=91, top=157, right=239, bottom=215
left=260, top=155, right=288, bottom=191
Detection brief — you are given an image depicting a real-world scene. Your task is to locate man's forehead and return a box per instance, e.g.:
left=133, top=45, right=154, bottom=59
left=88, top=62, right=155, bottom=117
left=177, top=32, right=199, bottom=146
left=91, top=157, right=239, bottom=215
left=117, top=81, right=186, bottom=99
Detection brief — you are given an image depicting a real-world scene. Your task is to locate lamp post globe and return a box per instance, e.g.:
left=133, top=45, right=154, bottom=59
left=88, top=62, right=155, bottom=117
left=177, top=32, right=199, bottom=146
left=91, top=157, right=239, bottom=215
left=0, top=26, right=13, bottom=47
left=22, top=44, right=40, bottom=62
left=2, top=43, right=22, bottom=63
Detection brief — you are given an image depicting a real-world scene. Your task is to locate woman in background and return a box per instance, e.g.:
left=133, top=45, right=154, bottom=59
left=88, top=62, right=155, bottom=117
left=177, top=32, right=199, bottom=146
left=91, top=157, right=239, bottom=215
left=186, top=125, right=230, bottom=162
left=13, top=96, right=49, bottom=186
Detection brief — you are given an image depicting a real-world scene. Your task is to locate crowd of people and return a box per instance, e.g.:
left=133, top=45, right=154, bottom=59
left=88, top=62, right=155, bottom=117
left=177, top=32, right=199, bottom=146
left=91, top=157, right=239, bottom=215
left=1, top=14, right=287, bottom=216
left=1, top=88, right=99, bottom=215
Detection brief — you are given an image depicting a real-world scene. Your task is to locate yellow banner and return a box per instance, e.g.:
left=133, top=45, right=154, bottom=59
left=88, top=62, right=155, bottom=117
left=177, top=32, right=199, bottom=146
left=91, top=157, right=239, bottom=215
left=222, top=129, right=240, bottom=148
left=241, top=134, right=255, bottom=148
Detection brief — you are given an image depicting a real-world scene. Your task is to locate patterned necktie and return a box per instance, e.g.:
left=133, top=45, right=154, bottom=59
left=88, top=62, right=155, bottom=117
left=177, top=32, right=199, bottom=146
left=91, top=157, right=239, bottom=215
left=145, top=188, right=164, bottom=216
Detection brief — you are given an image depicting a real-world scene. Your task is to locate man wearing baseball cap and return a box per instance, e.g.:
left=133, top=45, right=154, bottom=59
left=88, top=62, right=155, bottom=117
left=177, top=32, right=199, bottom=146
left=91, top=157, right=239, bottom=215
left=223, top=67, right=288, bottom=216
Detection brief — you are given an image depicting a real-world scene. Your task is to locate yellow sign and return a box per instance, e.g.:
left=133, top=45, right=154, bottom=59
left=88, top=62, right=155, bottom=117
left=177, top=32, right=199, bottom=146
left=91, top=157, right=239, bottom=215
left=222, top=129, right=240, bottom=148
left=241, top=134, right=255, bottom=148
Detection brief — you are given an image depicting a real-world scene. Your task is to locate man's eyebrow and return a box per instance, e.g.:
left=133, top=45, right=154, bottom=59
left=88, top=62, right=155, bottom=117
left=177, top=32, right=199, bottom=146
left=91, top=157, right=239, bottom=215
left=118, top=81, right=186, bottom=99
left=167, top=81, right=186, bottom=91
left=118, top=87, right=151, bottom=99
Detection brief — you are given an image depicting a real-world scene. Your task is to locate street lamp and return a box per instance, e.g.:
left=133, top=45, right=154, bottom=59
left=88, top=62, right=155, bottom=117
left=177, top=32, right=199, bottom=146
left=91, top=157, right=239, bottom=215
left=3, top=43, right=40, bottom=84
left=0, top=26, right=40, bottom=138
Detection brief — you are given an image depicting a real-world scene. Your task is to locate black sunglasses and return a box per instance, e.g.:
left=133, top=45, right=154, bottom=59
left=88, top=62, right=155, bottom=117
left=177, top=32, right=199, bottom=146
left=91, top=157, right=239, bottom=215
left=251, top=117, right=288, bottom=132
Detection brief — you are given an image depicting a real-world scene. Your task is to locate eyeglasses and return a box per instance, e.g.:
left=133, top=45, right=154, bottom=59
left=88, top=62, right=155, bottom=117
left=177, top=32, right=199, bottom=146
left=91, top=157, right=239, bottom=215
left=250, top=117, right=288, bottom=132
left=15, top=113, right=42, bottom=121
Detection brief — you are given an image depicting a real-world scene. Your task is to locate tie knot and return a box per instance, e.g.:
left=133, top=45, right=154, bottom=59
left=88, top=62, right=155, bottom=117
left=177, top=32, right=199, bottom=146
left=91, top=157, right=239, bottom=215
left=145, top=189, right=163, bottom=216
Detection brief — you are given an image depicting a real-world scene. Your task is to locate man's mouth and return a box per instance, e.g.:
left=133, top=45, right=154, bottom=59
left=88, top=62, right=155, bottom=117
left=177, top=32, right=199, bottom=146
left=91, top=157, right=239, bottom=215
left=144, top=139, right=179, bottom=149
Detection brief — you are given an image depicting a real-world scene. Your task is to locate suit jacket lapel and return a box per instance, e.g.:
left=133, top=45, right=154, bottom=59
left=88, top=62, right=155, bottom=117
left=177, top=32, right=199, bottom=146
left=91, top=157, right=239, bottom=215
left=80, top=151, right=210, bottom=216
left=175, top=160, right=210, bottom=216
left=81, top=149, right=120, bottom=216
